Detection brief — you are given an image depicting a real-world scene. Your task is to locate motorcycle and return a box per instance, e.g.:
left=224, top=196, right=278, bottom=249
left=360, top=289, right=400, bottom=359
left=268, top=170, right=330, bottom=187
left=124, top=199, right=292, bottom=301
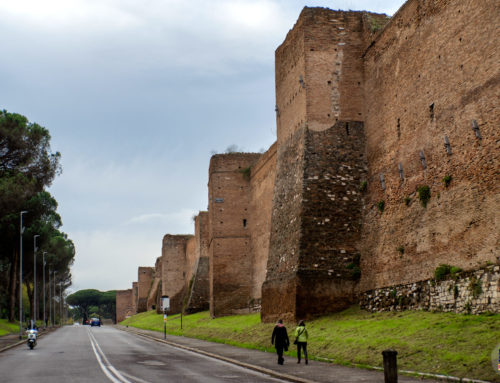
left=27, top=329, right=37, bottom=350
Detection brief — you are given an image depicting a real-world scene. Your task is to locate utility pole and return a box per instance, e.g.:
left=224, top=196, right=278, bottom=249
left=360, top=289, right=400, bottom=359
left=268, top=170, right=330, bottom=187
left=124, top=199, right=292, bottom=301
left=43, top=252, right=47, bottom=327
left=19, top=211, right=27, bottom=339
left=33, top=234, right=39, bottom=326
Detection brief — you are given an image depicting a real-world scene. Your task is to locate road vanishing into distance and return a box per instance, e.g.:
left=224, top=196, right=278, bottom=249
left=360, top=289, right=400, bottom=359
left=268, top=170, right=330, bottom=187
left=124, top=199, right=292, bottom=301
left=0, top=325, right=289, bottom=383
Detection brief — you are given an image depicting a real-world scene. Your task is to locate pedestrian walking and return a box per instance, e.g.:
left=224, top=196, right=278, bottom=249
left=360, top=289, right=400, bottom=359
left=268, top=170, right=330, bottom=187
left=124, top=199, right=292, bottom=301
left=294, top=320, right=308, bottom=364
left=271, top=319, right=290, bottom=365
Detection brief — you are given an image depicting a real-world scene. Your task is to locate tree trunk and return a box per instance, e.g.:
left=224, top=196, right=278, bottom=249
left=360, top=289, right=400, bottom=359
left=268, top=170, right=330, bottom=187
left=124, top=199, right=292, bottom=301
left=8, top=250, right=18, bottom=322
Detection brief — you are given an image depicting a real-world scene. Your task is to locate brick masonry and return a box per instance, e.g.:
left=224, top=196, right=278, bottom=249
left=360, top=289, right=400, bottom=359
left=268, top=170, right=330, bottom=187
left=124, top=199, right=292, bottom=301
left=137, top=266, right=154, bottom=313
left=119, top=0, right=499, bottom=322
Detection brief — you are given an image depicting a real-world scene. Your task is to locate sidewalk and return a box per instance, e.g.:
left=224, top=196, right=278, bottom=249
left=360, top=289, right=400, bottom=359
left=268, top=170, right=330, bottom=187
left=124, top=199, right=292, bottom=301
left=117, top=325, right=444, bottom=383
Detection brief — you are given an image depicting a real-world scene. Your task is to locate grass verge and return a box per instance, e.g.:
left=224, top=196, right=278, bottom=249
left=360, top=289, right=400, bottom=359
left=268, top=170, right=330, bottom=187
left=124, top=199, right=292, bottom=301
left=0, top=319, right=19, bottom=336
left=121, top=306, right=500, bottom=382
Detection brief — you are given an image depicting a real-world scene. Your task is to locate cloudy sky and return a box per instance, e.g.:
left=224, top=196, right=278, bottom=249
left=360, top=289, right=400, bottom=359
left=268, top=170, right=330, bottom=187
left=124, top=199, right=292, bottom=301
left=0, top=0, right=404, bottom=292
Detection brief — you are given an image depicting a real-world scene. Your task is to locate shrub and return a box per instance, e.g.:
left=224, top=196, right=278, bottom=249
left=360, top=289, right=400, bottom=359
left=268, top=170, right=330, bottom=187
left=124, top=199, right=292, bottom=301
left=435, top=264, right=462, bottom=281
left=377, top=200, right=385, bottom=213
left=435, top=264, right=452, bottom=281
left=417, top=185, right=431, bottom=207
left=404, top=196, right=411, bottom=206
left=397, top=246, right=405, bottom=255
left=442, top=175, right=452, bottom=188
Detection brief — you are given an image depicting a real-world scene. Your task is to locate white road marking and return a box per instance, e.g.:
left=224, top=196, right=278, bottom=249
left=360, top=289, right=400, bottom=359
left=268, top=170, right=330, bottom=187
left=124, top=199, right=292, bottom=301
left=87, top=328, right=151, bottom=383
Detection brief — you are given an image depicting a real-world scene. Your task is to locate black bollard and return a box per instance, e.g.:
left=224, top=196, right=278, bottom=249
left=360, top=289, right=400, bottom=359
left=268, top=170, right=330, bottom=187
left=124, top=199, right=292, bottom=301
left=382, top=349, right=398, bottom=383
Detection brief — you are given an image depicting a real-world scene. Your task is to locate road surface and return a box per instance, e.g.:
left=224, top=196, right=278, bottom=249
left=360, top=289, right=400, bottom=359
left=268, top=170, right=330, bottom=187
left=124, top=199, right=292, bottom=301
left=0, top=325, right=289, bottom=383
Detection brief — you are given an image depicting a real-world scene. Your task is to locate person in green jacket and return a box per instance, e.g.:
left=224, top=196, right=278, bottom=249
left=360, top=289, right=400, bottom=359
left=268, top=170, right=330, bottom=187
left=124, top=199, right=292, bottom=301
left=294, top=320, right=308, bottom=364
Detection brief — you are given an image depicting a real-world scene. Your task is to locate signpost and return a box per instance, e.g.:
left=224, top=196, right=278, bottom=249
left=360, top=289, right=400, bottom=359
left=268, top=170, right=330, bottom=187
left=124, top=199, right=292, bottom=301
left=161, top=296, right=170, bottom=340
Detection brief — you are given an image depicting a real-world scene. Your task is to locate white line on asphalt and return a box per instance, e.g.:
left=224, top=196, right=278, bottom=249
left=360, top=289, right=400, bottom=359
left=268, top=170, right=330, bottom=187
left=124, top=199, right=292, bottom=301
left=87, top=328, right=151, bottom=383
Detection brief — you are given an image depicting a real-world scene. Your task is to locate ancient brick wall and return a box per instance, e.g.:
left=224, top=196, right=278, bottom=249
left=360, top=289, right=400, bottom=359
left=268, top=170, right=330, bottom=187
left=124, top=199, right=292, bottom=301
left=249, top=143, right=277, bottom=302
left=185, top=212, right=210, bottom=313
left=262, top=8, right=371, bottom=322
left=359, top=0, right=500, bottom=292
left=137, top=266, right=154, bottom=313
left=161, top=234, right=192, bottom=314
left=208, top=153, right=261, bottom=316
left=147, top=257, right=162, bottom=312
left=131, top=282, right=138, bottom=315
left=116, top=289, right=134, bottom=323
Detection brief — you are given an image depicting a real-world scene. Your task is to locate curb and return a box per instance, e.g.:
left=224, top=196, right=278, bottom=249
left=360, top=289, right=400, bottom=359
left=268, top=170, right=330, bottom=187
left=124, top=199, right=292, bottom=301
left=0, top=327, right=59, bottom=353
left=117, top=326, right=495, bottom=383
left=117, top=326, right=317, bottom=383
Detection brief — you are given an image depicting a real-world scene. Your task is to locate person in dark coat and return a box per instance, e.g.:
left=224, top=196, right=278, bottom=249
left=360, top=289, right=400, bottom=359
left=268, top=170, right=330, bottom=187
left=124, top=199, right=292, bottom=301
left=271, top=319, right=290, bottom=365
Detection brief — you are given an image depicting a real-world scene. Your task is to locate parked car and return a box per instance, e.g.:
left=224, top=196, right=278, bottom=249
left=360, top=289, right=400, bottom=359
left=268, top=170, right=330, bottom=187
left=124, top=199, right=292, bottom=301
left=90, top=318, right=101, bottom=327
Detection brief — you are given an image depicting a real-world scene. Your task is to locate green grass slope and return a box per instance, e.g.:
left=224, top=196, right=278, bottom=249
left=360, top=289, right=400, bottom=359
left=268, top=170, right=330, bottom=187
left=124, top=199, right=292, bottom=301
left=121, top=306, right=500, bottom=382
left=0, top=319, right=20, bottom=336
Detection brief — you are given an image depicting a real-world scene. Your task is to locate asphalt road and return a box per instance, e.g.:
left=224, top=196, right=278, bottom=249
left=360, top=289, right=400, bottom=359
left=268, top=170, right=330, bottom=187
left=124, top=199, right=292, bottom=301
left=0, top=325, right=289, bottom=383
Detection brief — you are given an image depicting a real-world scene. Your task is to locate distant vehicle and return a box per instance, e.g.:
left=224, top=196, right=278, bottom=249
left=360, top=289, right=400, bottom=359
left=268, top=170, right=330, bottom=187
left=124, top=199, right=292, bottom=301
left=90, top=318, right=101, bottom=327
left=83, top=319, right=90, bottom=325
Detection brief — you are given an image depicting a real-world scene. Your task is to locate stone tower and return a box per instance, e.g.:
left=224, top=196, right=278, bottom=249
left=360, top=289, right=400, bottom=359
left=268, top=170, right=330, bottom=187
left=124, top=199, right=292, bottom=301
left=261, top=8, right=371, bottom=322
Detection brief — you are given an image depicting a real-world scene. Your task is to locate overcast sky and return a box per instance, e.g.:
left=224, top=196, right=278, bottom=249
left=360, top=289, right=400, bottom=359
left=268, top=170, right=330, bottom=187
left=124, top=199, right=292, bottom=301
left=0, top=0, right=405, bottom=292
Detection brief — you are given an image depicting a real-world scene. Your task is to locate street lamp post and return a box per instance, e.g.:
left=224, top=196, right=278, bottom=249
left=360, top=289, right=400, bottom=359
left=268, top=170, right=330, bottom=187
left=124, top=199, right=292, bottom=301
left=54, top=271, right=57, bottom=325
left=60, top=280, right=63, bottom=326
left=48, top=266, right=51, bottom=327
left=33, top=234, right=39, bottom=326
left=42, top=252, right=47, bottom=327
left=19, top=211, right=27, bottom=340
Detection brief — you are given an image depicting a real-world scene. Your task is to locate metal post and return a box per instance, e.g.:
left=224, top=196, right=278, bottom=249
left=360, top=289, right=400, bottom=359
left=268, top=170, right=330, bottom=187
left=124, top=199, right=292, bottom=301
left=48, top=267, right=51, bottom=327
left=164, top=311, right=166, bottom=340
left=54, top=271, right=57, bottom=325
left=382, top=349, right=398, bottom=383
left=33, top=234, right=39, bottom=324
left=43, top=252, right=46, bottom=327
left=19, top=211, right=27, bottom=339
left=60, top=281, right=63, bottom=325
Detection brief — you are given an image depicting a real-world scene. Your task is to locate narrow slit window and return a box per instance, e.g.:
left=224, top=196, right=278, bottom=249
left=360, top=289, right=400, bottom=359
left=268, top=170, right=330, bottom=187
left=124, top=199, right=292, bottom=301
left=345, top=122, right=350, bottom=136
left=243, top=219, right=247, bottom=228
left=429, top=103, right=435, bottom=120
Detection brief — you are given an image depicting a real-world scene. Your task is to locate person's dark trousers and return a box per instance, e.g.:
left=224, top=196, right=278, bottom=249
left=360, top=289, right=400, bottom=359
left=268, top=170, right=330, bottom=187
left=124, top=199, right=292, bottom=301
left=297, top=342, right=308, bottom=364
left=276, top=345, right=284, bottom=364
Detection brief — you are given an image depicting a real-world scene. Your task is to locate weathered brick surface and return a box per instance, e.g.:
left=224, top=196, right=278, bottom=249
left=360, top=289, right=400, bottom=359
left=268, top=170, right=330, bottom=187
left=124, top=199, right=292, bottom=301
left=359, top=0, right=500, bottom=291
left=186, top=212, right=210, bottom=313
left=131, top=282, right=138, bottom=315
left=208, top=153, right=260, bottom=316
left=137, top=266, right=154, bottom=313
left=120, top=1, right=499, bottom=321
left=161, top=234, right=192, bottom=314
left=147, top=257, right=162, bottom=312
left=116, top=289, right=134, bottom=323
left=249, top=143, right=277, bottom=301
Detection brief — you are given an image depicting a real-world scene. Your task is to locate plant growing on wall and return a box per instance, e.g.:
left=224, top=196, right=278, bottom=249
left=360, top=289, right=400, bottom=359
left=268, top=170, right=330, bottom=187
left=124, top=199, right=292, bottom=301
left=359, top=180, right=367, bottom=192
left=346, top=253, right=361, bottom=280
left=240, top=166, right=251, bottom=180
left=442, top=175, right=452, bottom=188
left=397, top=246, right=405, bottom=255
left=434, top=264, right=462, bottom=281
left=468, top=277, right=482, bottom=298
left=377, top=200, right=385, bottom=213
left=417, top=185, right=431, bottom=207
left=404, top=196, right=411, bottom=206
